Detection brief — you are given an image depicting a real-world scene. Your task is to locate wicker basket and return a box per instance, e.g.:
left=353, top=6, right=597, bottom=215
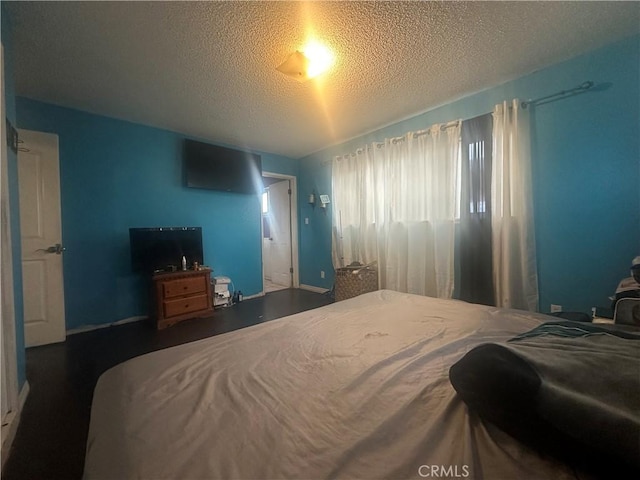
left=335, top=263, right=378, bottom=301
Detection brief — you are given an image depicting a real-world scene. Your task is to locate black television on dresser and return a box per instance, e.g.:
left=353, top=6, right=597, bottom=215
left=129, top=227, right=203, bottom=273
left=183, top=139, right=262, bottom=194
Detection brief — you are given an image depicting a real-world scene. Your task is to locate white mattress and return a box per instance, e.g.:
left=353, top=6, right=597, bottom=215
left=84, top=290, right=577, bottom=479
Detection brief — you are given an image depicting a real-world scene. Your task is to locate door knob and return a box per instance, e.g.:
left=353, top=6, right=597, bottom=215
left=45, top=243, right=65, bottom=254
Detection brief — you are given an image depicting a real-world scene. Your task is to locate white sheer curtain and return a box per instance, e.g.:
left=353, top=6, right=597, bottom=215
left=332, top=121, right=461, bottom=298
left=491, top=100, right=539, bottom=311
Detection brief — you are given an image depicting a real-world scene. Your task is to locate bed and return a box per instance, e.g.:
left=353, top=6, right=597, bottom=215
left=83, top=290, right=639, bottom=479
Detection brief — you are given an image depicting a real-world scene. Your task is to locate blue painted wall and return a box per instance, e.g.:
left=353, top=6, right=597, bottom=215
left=16, top=98, right=298, bottom=330
left=298, top=35, right=640, bottom=314
left=297, top=156, right=333, bottom=289
left=2, top=4, right=26, bottom=388
left=9, top=31, right=640, bottom=334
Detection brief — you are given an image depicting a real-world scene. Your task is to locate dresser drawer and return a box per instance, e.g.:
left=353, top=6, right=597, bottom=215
left=163, top=294, right=210, bottom=318
left=162, top=276, right=207, bottom=298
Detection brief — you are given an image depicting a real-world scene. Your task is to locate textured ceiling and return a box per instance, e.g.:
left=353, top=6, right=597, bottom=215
left=6, top=1, right=640, bottom=159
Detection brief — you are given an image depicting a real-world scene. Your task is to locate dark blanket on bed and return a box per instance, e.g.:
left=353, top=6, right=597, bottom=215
left=449, top=320, right=640, bottom=477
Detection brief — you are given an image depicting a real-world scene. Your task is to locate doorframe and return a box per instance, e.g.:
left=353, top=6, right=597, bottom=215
left=261, top=172, right=299, bottom=293
left=0, top=41, right=18, bottom=423
left=1, top=41, right=24, bottom=468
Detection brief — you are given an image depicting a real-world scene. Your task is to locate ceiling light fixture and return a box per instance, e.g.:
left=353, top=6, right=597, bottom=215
left=276, top=41, right=334, bottom=82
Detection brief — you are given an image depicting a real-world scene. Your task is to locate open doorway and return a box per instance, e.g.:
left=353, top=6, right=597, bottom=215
left=261, top=172, right=299, bottom=294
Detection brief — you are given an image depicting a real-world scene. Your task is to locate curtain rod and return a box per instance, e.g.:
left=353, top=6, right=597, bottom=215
left=333, top=82, right=593, bottom=163
left=383, top=120, right=460, bottom=145
left=414, top=120, right=461, bottom=137
left=521, top=81, right=593, bottom=109
left=335, top=120, right=461, bottom=159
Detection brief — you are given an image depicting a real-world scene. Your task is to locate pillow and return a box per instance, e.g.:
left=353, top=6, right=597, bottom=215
left=449, top=320, right=640, bottom=477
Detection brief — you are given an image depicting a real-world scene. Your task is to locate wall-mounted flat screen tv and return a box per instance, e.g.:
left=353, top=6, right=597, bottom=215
left=184, top=139, right=262, bottom=194
left=129, top=227, right=203, bottom=273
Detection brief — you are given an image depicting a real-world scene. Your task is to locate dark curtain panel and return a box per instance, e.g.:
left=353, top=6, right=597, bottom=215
left=459, top=113, right=494, bottom=306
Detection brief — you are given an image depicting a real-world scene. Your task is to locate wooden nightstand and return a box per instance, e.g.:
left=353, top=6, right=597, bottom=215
left=152, top=269, right=213, bottom=329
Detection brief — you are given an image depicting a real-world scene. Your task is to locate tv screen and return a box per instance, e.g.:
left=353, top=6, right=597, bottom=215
left=184, top=139, right=262, bottom=194
left=129, top=227, right=203, bottom=273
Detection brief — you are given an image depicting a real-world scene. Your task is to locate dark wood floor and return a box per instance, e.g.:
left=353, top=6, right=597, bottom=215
left=2, top=288, right=333, bottom=480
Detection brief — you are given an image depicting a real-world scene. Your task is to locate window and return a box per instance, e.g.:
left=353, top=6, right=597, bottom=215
left=467, top=140, right=488, bottom=214
left=460, top=114, right=492, bottom=217
left=262, top=190, right=271, bottom=239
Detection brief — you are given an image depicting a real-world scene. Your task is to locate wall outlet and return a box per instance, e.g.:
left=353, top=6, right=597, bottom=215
left=305, top=217, right=309, bottom=225
left=550, top=304, right=562, bottom=313
left=320, top=270, right=325, bottom=279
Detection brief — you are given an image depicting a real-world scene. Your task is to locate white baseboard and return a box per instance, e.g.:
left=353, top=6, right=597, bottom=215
left=66, top=287, right=328, bottom=335
left=237, top=287, right=330, bottom=300
left=66, top=315, right=147, bottom=336
left=1, top=381, right=30, bottom=470
left=299, top=284, right=330, bottom=294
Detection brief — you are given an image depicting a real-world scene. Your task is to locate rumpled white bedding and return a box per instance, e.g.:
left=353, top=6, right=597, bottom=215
left=84, top=290, right=579, bottom=479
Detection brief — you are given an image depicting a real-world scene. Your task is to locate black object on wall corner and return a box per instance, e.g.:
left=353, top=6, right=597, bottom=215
left=5, top=117, right=18, bottom=154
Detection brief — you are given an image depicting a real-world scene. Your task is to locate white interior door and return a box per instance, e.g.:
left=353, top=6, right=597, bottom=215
left=268, top=180, right=292, bottom=287
left=18, top=129, right=66, bottom=347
